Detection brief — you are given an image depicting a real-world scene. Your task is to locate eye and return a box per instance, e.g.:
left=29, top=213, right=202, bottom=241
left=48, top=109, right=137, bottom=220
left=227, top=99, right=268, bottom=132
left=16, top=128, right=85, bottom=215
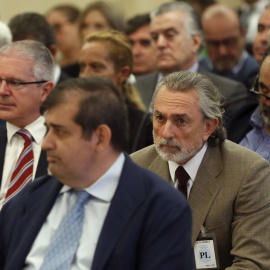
left=8, top=80, right=22, bottom=88
left=151, top=34, right=158, bottom=42
left=156, top=115, right=164, bottom=122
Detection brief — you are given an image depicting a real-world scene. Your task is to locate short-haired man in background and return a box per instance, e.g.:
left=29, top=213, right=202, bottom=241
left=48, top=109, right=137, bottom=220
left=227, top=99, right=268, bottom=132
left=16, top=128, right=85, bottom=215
left=253, top=5, right=270, bottom=63
left=126, top=13, right=157, bottom=76
left=135, top=2, right=249, bottom=111
left=200, top=4, right=259, bottom=89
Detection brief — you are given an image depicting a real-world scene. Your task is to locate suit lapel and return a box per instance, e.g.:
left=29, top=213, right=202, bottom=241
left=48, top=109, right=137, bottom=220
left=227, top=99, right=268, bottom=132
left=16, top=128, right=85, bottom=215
left=148, top=154, right=171, bottom=183
left=35, top=149, right=48, bottom=178
left=5, top=176, right=62, bottom=269
left=189, top=145, right=222, bottom=243
left=92, top=155, right=146, bottom=270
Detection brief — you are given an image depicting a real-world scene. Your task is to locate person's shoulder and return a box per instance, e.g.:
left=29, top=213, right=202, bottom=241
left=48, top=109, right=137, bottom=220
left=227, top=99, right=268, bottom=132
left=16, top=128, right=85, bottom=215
left=130, top=144, right=157, bottom=166
left=199, top=65, right=245, bottom=88
left=135, top=72, right=159, bottom=86
left=126, top=154, right=187, bottom=205
left=221, top=139, right=270, bottom=165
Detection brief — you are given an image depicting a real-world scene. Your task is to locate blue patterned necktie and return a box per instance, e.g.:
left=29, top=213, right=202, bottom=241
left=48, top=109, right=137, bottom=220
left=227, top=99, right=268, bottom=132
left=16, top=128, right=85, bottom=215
left=40, top=190, right=90, bottom=270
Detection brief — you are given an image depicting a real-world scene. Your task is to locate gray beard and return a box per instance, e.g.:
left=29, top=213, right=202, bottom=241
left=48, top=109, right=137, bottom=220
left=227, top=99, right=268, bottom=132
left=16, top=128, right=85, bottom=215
left=154, top=138, right=203, bottom=164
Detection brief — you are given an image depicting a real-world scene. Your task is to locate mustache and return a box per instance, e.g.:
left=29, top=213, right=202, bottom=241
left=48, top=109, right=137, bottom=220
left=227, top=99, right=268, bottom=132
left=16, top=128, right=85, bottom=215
left=157, top=138, right=181, bottom=148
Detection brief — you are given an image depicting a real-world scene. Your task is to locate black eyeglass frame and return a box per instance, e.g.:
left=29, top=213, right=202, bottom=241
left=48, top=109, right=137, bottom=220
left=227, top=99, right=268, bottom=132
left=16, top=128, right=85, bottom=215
left=250, top=89, right=270, bottom=102
left=0, top=78, right=48, bottom=89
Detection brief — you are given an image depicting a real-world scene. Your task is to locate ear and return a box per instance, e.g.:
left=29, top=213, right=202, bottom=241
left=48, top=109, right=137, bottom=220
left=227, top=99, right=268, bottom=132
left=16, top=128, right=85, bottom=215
left=202, top=117, right=219, bottom=142
left=94, top=124, right=112, bottom=152
left=40, top=81, right=54, bottom=103
left=117, top=66, right=131, bottom=85
left=191, top=34, right=202, bottom=53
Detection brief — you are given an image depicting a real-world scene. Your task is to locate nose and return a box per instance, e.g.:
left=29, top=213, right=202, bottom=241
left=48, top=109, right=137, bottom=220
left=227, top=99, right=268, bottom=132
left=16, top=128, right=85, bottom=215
left=156, top=35, right=167, bottom=48
left=0, top=80, right=11, bottom=96
left=42, top=130, right=55, bottom=151
left=132, top=43, right=142, bottom=56
left=161, top=121, right=175, bottom=139
left=79, top=67, right=92, bottom=78
left=218, top=43, right=228, bottom=55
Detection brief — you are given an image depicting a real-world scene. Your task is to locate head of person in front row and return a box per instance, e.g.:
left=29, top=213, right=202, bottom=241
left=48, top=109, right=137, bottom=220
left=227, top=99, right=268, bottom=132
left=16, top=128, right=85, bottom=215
left=79, top=29, right=145, bottom=110
left=0, top=40, right=54, bottom=128
left=41, top=77, right=128, bottom=186
left=151, top=70, right=226, bottom=164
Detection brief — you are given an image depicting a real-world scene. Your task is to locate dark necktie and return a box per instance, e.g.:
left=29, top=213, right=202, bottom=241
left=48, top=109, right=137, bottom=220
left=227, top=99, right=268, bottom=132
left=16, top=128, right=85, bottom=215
left=5, top=129, right=34, bottom=204
left=175, top=166, right=190, bottom=198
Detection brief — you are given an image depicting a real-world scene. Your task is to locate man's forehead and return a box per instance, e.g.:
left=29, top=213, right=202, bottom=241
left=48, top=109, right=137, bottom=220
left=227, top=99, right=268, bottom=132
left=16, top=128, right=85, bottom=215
left=151, top=10, right=186, bottom=30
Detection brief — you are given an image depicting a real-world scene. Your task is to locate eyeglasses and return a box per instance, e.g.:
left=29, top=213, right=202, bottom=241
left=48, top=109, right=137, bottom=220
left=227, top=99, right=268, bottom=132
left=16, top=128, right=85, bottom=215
left=0, top=78, right=47, bottom=91
left=205, top=37, right=238, bottom=50
left=250, top=89, right=270, bottom=102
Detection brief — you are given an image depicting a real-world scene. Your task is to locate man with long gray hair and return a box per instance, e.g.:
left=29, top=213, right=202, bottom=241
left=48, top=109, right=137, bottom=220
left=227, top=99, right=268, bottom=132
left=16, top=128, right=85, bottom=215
left=131, top=70, right=270, bottom=269
left=0, top=40, right=54, bottom=209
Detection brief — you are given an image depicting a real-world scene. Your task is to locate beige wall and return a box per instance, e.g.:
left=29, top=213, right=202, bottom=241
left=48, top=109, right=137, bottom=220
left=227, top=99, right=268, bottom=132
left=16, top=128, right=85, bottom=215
left=0, top=0, right=242, bottom=23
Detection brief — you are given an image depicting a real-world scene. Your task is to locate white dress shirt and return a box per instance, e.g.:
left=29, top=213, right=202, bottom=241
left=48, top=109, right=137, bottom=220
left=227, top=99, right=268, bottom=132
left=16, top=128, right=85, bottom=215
left=0, top=116, right=46, bottom=209
left=168, top=143, right=207, bottom=198
left=24, top=153, right=125, bottom=270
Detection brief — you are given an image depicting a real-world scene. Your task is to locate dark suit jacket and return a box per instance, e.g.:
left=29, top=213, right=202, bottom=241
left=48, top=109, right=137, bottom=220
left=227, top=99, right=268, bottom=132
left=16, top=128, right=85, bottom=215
left=0, top=154, right=194, bottom=270
left=224, top=99, right=258, bottom=143
left=199, top=53, right=259, bottom=89
left=0, top=126, right=48, bottom=189
left=135, top=67, right=250, bottom=111
left=131, top=141, right=270, bottom=269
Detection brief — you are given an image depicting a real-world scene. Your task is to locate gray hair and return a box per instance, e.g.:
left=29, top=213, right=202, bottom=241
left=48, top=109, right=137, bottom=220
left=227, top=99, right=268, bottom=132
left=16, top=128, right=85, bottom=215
left=151, top=71, right=227, bottom=146
left=150, top=1, right=202, bottom=38
left=0, top=40, right=54, bottom=81
left=0, top=21, right=12, bottom=48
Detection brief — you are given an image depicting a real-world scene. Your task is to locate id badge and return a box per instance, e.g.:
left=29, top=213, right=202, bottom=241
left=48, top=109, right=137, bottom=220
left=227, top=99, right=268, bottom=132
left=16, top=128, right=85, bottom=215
left=194, top=227, right=220, bottom=269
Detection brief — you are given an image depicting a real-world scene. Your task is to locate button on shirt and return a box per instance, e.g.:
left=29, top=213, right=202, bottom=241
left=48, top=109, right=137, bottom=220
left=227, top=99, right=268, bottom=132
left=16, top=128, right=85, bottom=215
left=168, top=143, right=207, bottom=198
left=24, top=153, right=125, bottom=270
left=0, top=116, right=46, bottom=209
left=240, top=107, right=270, bottom=162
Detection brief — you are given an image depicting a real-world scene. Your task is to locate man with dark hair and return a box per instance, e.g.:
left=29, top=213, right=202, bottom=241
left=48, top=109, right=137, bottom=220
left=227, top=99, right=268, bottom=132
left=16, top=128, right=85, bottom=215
left=131, top=70, right=270, bottom=269
left=0, top=40, right=54, bottom=209
left=0, top=76, right=194, bottom=270
left=135, top=2, right=250, bottom=111
left=8, top=12, right=71, bottom=85
left=126, top=13, right=157, bottom=75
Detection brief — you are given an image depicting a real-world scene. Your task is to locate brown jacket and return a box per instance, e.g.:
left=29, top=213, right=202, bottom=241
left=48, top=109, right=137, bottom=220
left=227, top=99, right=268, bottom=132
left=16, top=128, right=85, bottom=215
left=131, top=140, right=270, bottom=269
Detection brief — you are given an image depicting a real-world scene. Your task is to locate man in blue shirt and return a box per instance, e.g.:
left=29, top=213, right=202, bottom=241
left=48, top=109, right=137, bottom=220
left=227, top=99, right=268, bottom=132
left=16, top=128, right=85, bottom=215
left=226, top=48, right=270, bottom=162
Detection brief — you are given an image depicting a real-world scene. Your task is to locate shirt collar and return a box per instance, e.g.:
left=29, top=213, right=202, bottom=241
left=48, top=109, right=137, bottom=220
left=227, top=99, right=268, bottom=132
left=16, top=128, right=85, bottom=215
left=60, top=153, right=125, bottom=203
left=6, top=115, right=46, bottom=144
left=168, top=142, right=208, bottom=183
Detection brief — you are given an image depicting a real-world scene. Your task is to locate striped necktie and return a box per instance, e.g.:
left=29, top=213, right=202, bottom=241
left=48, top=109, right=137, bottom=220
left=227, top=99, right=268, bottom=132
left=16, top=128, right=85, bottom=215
left=40, top=190, right=90, bottom=270
left=4, top=129, right=34, bottom=204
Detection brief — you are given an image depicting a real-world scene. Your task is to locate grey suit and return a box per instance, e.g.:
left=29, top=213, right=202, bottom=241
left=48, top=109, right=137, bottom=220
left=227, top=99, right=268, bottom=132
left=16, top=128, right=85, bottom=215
left=131, top=140, right=270, bottom=269
left=135, top=67, right=250, bottom=110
